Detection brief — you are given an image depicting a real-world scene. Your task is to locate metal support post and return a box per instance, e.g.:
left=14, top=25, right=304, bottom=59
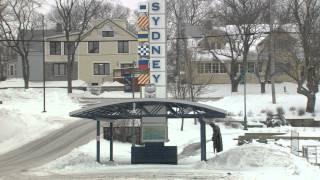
left=244, top=70, right=248, bottom=130
left=200, top=116, right=207, bottom=161
left=132, top=103, right=136, bottom=147
left=110, top=122, right=114, bottom=161
left=42, top=15, right=46, bottom=113
left=96, top=120, right=100, bottom=163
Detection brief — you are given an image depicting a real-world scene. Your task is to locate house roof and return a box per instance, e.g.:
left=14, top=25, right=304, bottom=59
left=70, top=98, right=227, bottom=120
left=45, top=19, right=136, bottom=40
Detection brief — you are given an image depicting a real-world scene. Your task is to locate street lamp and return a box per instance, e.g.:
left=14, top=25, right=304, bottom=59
left=131, top=61, right=137, bottom=99
left=42, top=15, right=46, bottom=113
left=242, top=67, right=248, bottom=130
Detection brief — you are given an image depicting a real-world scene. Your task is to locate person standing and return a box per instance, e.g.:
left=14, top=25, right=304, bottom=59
left=210, top=122, right=223, bottom=153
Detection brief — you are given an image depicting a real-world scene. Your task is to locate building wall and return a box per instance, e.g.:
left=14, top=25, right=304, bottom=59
left=45, top=62, right=78, bottom=81
left=192, top=61, right=295, bottom=84
left=78, top=20, right=137, bottom=83
left=45, top=19, right=137, bottom=83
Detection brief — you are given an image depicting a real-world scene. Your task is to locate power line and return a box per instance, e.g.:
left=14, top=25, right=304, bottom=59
left=1, top=31, right=320, bottom=43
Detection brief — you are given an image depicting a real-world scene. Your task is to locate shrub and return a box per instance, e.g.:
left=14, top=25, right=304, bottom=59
left=276, top=107, right=285, bottom=115
left=266, top=110, right=274, bottom=117
left=289, top=106, right=296, bottom=112
left=298, top=108, right=305, bottom=116
left=260, top=109, right=266, bottom=114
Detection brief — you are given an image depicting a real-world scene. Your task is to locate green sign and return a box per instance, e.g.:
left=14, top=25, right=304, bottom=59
left=142, top=126, right=166, bottom=142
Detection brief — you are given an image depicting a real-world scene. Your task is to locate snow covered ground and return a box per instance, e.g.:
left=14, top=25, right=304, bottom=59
left=0, top=88, right=81, bottom=154
left=31, top=120, right=320, bottom=179
left=1, top=79, right=320, bottom=179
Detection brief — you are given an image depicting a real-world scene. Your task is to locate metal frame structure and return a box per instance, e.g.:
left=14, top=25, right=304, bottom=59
left=70, top=99, right=227, bottom=163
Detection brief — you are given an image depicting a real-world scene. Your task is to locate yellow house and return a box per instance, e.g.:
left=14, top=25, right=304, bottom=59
left=45, top=19, right=138, bottom=84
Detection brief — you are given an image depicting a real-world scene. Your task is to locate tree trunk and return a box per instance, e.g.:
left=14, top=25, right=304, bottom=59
left=67, top=59, right=73, bottom=94
left=180, top=118, right=184, bottom=131
left=260, top=82, right=266, bottom=94
left=306, top=94, right=316, bottom=113
left=21, top=56, right=30, bottom=89
left=231, top=80, right=239, bottom=92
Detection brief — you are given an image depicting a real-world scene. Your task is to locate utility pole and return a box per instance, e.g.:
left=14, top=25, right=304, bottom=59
left=42, top=15, right=46, bottom=113
left=176, top=0, right=182, bottom=98
left=270, top=0, right=276, bottom=104
left=243, top=67, right=247, bottom=130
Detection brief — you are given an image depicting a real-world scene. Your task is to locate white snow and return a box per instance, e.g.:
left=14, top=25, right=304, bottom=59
left=0, top=79, right=87, bottom=88
left=1, top=80, right=320, bottom=179
left=101, top=81, right=124, bottom=87
left=33, top=120, right=320, bottom=179
left=0, top=88, right=81, bottom=154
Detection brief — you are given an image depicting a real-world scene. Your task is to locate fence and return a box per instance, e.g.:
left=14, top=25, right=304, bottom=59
left=291, top=130, right=300, bottom=156
left=302, top=146, right=320, bottom=165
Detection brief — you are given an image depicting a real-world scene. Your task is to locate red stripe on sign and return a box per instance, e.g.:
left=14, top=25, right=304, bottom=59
left=137, top=16, right=149, bottom=29
left=138, top=74, right=150, bottom=85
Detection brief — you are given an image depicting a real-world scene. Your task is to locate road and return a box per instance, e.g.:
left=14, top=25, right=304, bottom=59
left=0, top=120, right=96, bottom=178
left=0, top=115, right=232, bottom=179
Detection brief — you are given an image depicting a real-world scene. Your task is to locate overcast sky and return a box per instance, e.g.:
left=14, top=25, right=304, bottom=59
left=118, top=0, right=145, bottom=10
left=38, top=0, right=145, bottom=15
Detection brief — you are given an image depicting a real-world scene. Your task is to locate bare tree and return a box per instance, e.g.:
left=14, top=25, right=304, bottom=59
left=279, top=0, right=320, bottom=113
left=52, top=0, right=101, bottom=93
left=207, top=0, right=269, bottom=92
left=167, top=0, right=213, bottom=99
left=255, top=41, right=271, bottom=93
left=93, top=2, right=130, bottom=20
left=0, top=0, right=41, bottom=89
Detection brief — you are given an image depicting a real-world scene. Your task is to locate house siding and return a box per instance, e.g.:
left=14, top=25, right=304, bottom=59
left=45, top=19, right=138, bottom=84
left=45, top=62, right=78, bottom=81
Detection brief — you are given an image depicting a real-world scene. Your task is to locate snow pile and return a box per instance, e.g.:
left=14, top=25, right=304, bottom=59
left=0, top=108, right=63, bottom=154
left=0, top=88, right=81, bottom=154
left=40, top=140, right=131, bottom=173
left=197, top=144, right=293, bottom=170
left=0, top=79, right=87, bottom=88
left=196, top=144, right=320, bottom=179
left=101, top=81, right=124, bottom=87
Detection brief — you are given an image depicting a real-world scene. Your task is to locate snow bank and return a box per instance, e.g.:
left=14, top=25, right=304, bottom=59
left=196, top=144, right=320, bottom=179
left=197, top=144, right=293, bottom=170
left=101, top=81, right=124, bottom=87
left=0, top=88, right=81, bottom=154
left=0, top=108, right=63, bottom=154
left=39, top=140, right=131, bottom=173
left=0, top=79, right=87, bottom=88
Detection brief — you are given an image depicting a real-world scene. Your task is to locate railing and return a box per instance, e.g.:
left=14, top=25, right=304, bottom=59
left=303, top=146, right=320, bottom=165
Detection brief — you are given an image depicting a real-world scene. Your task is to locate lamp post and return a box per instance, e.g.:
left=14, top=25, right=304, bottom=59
left=242, top=67, right=247, bottom=130
left=42, top=15, right=46, bottom=113
left=131, top=61, right=137, bottom=99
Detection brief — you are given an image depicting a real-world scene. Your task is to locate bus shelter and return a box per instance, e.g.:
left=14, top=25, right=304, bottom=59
left=70, top=98, right=226, bottom=164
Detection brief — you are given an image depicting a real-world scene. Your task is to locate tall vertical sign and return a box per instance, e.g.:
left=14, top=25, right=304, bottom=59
left=149, top=0, right=167, bottom=98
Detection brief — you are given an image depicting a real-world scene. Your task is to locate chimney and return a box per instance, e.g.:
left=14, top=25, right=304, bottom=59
left=56, top=23, right=63, bottom=33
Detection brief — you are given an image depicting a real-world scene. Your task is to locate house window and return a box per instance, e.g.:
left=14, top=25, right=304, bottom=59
left=217, top=42, right=222, bottom=49
left=212, top=63, right=220, bottom=73
left=50, top=42, right=61, bottom=55
left=247, top=62, right=255, bottom=73
left=88, top=41, right=99, bottom=53
left=120, top=63, right=133, bottom=69
left=94, top=63, right=110, bottom=75
left=198, top=62, right=226, bottom=74
left=204, top=63, right=211, bottom=73
left=53, top=63, right=66, bottom=76
left=102, top=31, right=114, bottom=37
left=220, top=63, right=226, bottom=73
left=118, top=41, right=129, bottom=53
left=197, top=63, right=204, bottom=74
left=8, top=64, right=16, bottom=76
left=64, top=42, right=75, bottom=55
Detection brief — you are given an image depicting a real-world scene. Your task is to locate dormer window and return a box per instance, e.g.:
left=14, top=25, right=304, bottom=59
left=102, top=31, right=114, bottom=37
